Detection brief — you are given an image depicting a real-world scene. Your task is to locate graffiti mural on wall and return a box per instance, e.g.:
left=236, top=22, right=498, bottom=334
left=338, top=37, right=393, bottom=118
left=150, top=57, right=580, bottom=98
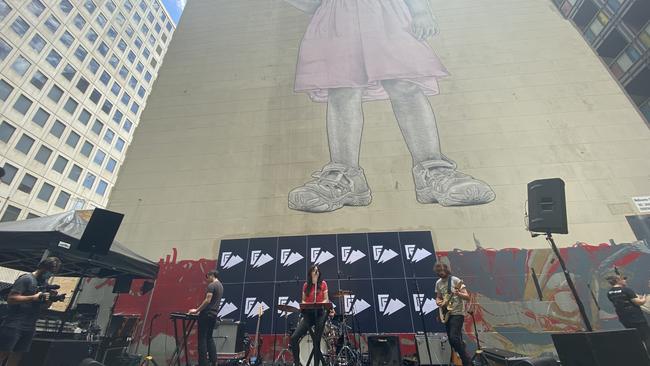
left=283, top=0, right=495, bottom=213
left=115, top=240, right=650, bottom=362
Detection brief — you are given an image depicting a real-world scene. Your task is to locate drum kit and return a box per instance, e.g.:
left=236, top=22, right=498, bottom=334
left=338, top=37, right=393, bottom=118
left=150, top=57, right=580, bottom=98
left=274, top=290, right=363, bottom=366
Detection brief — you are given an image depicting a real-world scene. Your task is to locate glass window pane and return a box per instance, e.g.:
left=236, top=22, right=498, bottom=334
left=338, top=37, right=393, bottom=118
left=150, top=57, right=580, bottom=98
left=44, top=16, right=61, bottom=33
left=0, top=163, right=18, bottom=184
left=47, top=85, right=64, bottom=103
left=83, top=173, right=96, bottom=188
left=91, top=119, right=103, bottom=135
left=0, top=79, right=14, bottom=101
left=63, top=97, right=78, bottom=114
left=31, top=107, right=50, bottom=127
left=106, top=158, right=117, bottom=173
left=105, top=0, right=116, bottom=13
left=11, top=17, right=30, bottom=37
left=59, top=0, right=73, bottom=14
left=74, top=14, right=86, bottom=30
left=96, top=180, right=108, bottom=196
left=62, top=64, right=76, bottom=81
left=52, top=155, right=68, bottom=173
left=1, top=206, right=21, bottom=222
left=0, top=121, right=16, bottom=143
left=37, top=182, right=55, bottom=202
left=49, top=120, right=65, bottom=138
left=60, top=31, right=75, bottom=48
left=84, top=0, right=97, bottom=14
left=111, top=82, right=121, bottom=96
left=98, top=42, right=109, bottom=56
left=121, top=92, right=131, bottom=105
left=102, top=100, right=113, bottom=114
left=113, top=110, right=123, bottom=124
left=93, top=149, right=106, bottom=165
left=29, top=34, right=46, bottom=54
left=15, top=134, right=35, bottom=154
left=99, top=71, right=111, bottom=85
left=18, top=174, right=37, bottom=193
left=11, top=56, right=31, bottom=77
left=117, top=39, right=127, bottom=52
left=74, top=45, right=88, bottom=61
left=30, top=70, right=48, bottom=90
left=89, top=89, right=101, bottom=104
left=54, top=191, right=70, bottom=209
left=80, top=141, right=93, bottom=157
left=46, top=50, right=62, bottom=68
left=34, top=145, right=52, bottom=164
left=119, top=66, right=128, bottom=79
left=104, top=129, right=114, bottom=143
left=13, top=95, right=33, bottom=115
left=109, top=54, right=119, bottom=68
left=123, top=119, right=133, bottom=133
left=85, top=28, right=98, bottom=43
left=0, top=0, right=12, bottom=22
left=87, top=58, right=100, bottom=74
left=76, top=77, right=90, bottom=93
left=0, top=39, right=13, bottom=61
left=115, top=137, right=125, bottom=152
left=68, top=164, right=82, bottom=181
left=116, top=12, right=126, bottom=26
left=96, top=13, right=107, bottom=28
left=27, top=0, right=46, bottom=18
left=137, top=86, right=146, bottom=98
left=65, top=131, right=80, bottom=148
left=78, top=109, right=91, bottom=125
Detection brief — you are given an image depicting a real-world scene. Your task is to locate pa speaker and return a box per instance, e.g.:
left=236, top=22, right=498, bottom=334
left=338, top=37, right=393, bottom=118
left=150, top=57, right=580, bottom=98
left=551, top=329, right=650, bottom=366
left=213, top=319, right=246, bottom=353
left=368, top=335, right=401, bottom=366
left=78, top=208, right=124, bottom=255
left=527, top=178, right=568, bottom=234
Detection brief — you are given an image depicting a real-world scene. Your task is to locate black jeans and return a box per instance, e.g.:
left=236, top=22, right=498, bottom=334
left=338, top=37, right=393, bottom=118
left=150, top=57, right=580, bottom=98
left=197, top=314, right=217, bottom=366
left=290, top=310, right=328, bottom=366
left=624, top=321, right=650, bottom=354
left=446, top=315, right=471, bottom=366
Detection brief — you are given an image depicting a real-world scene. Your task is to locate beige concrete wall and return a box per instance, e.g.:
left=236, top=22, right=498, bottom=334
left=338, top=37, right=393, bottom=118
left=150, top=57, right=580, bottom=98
left=108, top=0, right=650, bottom=260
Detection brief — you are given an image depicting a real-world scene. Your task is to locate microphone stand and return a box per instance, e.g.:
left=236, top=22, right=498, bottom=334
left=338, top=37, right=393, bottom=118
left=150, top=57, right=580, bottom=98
left=272, top=281, right=281, bottom=364
left=413, top=274, right=433, bottom=366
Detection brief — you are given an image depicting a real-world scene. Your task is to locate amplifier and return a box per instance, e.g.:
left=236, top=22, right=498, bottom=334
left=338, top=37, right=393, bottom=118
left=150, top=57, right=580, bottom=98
left=415, top=333, right=453, bottom=365
left=480, top=348, right=530, bottom=366
left=213, top=319, right=246, bottom=353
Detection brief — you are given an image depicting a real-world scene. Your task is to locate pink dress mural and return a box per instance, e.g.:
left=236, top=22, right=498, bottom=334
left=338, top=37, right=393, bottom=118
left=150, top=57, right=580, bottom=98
left=285, top=0, right=496, bottom=213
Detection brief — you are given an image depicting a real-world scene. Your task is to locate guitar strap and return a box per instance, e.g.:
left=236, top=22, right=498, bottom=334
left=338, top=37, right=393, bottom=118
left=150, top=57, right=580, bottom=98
left=447, top=276, right=452, bottom=295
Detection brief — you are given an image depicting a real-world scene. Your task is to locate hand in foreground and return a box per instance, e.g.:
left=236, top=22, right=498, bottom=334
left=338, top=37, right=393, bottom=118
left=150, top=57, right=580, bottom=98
left=188, top=308, right=199, bottom=315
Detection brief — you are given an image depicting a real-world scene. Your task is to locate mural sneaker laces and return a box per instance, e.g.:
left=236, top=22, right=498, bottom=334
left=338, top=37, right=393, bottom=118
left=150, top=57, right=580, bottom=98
left=288, top=163, right=372, bottom=213
left=413, top=159, right=495, bottom=206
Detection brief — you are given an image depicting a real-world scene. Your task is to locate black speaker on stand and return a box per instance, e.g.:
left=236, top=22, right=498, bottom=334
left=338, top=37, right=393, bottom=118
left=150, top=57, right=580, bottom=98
left=527, top=178, right=568, bottom=234
left=368, top=335, right=401, bottom=366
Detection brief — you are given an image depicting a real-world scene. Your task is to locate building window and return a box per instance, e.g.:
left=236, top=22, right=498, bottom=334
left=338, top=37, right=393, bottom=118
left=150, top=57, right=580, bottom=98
left=105, top=0, right=116, bottom=13
left=11, top=56, right=31, bottom=77
left=26, top=213, right=40, bottom=219
left=102, top=100, right=113, bottom=114
left=121, top=93, right=131, bottom=106
left=115, top=137, right=125, bottom=152
left=139, top=0, right=147, bottom=12
left=89, top=89, right=101, bottom=104
left=0, top=163, right=18, bottom=184
left=106, top=158, right=117, bottom=173
left=134, top=37, right=143, bottom=49
left=119, top=66, right=128, bottom=79
left=47, top=85, right=64, bottom=103
left=86, top=59, right=99, bottom=75
left=132, top=12, right=141, bottom=24
left=52, top=155, right=68, bottom=173
left=29, top=34, right=47, bottom=54
left=83, top=0, right=97, bottom=14
left=76, top=77, right=90, bottom=94
left=13, top=95, right=33, bottom=115
left=95, top=13, right=107, bottom=28
left=11, top=17, right=30, bottom=38
left=37, top=182, right=55, bottom=202
left=148, top=34, right=156, bottom=46
left=97, top=42, right=109, bottom=57
left=31, top=107, right=50, bottom=127
left=93, top=149, right=106, bottom=165
left=49, top=120, right=65, bottom=138
left=18, top=173, right=37, bottom=194
left=124, top=0, right=133, bottom=12
left=74, top=14, right=87, bottom=30
left=147, top=11, right=155, bottom=23
left=0, top=206, right=21, bottom=222
left=125, top=25, right=134, bottom=38
left=80, top=141, right=93, bottom=157
left=111, top=82, right=121, bottom=96
left=166, top=22, right=172, bottom=32
left=155, top=23, right=162, bottom=34
left=27, top=0, right=46, bottom=18
left=144, top=71, right=152, bottom=83
left=117, top=39, right=127, bottom=52
left=107, top=27, right=118, bottom=41
left=74, top=46, right=88, bottom=62
left=68, top=164, right=82, bottom=181
left=0, top=80, right=13, bottom=101
left=96, top=180, right=108, bottom=196
left=83, top=173, right=96, bottom=189
left=113, top=110, right=123, bottom=124
left=116, top=12, right=126, bottom=26
left=34, top=145, right=53, bottom=164
left=156, top=45, right=163, bottom=56
left=0, top=121, right=16, bottom=143
left=128, top=77, right=137, bottom=90
left=63, top=97, right=79, bottom=114
left=104, top=129, right=115, bottom=144
left=91, top=119, right=103, bottom=135
left=65, top=131, right=80, bottom=148
left=99, top=71, right=110, bottom=85
left=44, top=16, right=61, bottom=33
left=46, top=50, right=62, bottom=68
left=141, top=24, right=150, bottom=36
left=109, top=54, right=119, bottom=68
left=123, top=119, right=133, bottom=133
left=127, top=51, right=136, bottom=64
left=15, top=134, right=35, bottom=154
left=142, top=48, right=150, bottom=60
left=0, top=0, right=12, bottom=22
left=29, top=71, right=48, bottom=90
left=78, top=109, right=91, bottom=125
left=136, top=62, right=144, bottom=74
left=59, top=0, right=73, bottom=14
left=61, top=64, right=76, bottom=81
left=59, top=31, right=75, bottom=48
left=0, top=39, right=13, bottom=61
left=54, top=191, right=70, bottom=209
left=137, top=86, right=146, bottom=99
left=85, top=28, right=98, bottom=44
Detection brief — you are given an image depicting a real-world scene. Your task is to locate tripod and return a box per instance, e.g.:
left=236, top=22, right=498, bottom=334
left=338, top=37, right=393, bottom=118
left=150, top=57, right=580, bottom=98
left=336, top=296, right=359, bottom=366
left=274, top=310, right=293, bottom=365
left=140, top=314, right=160, bottom=366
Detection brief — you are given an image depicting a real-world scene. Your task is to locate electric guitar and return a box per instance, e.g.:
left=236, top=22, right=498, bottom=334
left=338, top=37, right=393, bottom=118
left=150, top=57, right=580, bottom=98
left=249, top=304, right=264, bottom=366
left=439, top=280, right=464, bottom=324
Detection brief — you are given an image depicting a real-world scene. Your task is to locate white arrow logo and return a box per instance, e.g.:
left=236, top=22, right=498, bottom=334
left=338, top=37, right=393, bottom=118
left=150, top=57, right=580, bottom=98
left=404, top=245, right=432, bottom=263
left=413, top=294, right=438, bottom=315
left=372, top=245, right=399, bottom=264
left=341, top=246, right=366, bottom=264
left=277, top=296, right=300, bottom=316
left=217, top=298, right=238, bottom=318
left=220, top=252, right=244, bottom=269
left=245, top=297, right=269, bottom=318
left=377, top=294, right=406, bottom=316
left=250, top=250, right=274, bottom=268
left=310, top=247, right=334, bottom=265
left=344, top=295, right=371, bottom=315
left=280, top=249, right=304, bottom=267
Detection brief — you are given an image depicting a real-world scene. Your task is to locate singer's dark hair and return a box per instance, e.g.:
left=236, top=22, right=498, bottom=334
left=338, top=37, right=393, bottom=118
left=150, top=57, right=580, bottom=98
left=305, top=265, right=322, bottom=295
left=38, top=257, right=61, bottom=272
left=434, top=262, right=450, bottom=275
left=206, top=270, right=218, bottom=278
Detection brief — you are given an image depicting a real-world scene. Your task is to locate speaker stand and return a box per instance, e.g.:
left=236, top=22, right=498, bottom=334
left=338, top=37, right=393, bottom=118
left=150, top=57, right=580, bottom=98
left=411, top=275, right=433, bottom=366
left=535, top=232, right=593, bottom=332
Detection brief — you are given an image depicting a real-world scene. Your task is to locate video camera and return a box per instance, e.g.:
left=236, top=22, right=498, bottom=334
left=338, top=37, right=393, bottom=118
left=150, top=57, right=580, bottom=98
left=37, top=284, right=66, bottom=303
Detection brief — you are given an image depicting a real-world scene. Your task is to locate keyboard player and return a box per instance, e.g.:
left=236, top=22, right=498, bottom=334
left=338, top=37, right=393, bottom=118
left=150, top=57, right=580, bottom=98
left=189, top=270, right=223, bottom=366
left=290, top=265, right=330, bottom=366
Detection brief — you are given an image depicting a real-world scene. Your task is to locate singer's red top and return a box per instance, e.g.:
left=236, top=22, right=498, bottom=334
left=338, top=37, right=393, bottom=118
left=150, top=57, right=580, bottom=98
left=303, top=281, right=328, bottom=303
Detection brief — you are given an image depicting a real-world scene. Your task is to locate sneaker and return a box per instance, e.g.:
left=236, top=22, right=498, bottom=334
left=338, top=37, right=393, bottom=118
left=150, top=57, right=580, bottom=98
left=413, top=159, right=495, bottom=206
left=288, top=163, right=372, bottom=213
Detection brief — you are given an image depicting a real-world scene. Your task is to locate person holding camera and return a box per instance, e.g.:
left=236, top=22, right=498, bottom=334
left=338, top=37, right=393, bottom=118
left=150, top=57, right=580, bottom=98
left=0, top=257, right=62, bottom=366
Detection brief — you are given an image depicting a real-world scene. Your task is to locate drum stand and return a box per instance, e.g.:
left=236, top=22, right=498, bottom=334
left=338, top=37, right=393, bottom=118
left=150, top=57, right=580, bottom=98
left=336, top=297, right=359, bottom=366
left=275, top=312, right=292, bottom=366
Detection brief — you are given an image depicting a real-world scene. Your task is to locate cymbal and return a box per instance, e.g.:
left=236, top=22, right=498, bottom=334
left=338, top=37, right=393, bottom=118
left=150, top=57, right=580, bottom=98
left=332, top=290, right=353, bottom=298
left=277, top=304, right=300, bottom=313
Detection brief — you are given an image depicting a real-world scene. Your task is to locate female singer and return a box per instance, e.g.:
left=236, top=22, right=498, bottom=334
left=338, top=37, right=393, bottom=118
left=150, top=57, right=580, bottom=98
left=290, top=265, right=330, bottom=366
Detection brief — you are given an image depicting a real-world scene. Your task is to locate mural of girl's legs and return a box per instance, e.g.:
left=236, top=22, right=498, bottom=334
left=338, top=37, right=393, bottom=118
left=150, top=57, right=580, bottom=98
left=288, top=88, right=371, bottom=213
left=381, top=79, right=496, bottom=206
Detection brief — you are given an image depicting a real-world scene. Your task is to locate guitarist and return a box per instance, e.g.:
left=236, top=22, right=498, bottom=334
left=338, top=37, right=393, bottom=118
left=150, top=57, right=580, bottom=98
left=290, top=265, right=330, bottom=366
left=189, top=270, right=223, bottom=366
left=434, top=263, right=471, bottom=366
